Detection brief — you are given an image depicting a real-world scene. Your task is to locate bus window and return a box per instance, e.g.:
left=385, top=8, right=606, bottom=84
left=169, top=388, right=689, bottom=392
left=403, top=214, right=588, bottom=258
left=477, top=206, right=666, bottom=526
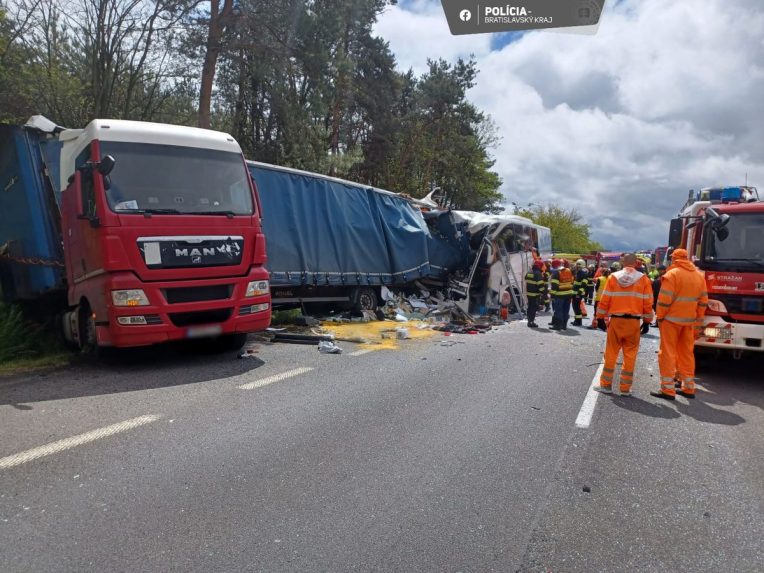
left=537, top=227, right=552, bottom=254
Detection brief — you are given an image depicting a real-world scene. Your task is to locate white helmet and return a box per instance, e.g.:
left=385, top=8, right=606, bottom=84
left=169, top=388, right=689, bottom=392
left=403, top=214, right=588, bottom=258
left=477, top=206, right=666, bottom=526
left=576, top=259, right=585, bottom=266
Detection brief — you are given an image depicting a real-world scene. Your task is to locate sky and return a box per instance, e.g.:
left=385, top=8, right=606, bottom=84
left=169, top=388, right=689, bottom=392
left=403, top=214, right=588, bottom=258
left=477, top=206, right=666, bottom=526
left=374, top=0, right=764, bottom=250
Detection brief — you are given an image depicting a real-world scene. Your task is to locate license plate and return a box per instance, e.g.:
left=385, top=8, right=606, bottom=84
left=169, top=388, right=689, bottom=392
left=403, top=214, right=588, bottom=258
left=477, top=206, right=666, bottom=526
left=186, top=325, right=223, bottom=338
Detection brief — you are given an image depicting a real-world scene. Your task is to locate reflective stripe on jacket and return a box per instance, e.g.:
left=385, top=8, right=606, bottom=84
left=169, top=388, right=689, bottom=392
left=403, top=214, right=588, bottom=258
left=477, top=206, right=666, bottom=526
left=525, top=269, right=545, bottom=297
left=656, top=260, right=708, bottom=326
left=573, top=268, right=590, bottom=296
left=596, top=268, right=654, bottom=321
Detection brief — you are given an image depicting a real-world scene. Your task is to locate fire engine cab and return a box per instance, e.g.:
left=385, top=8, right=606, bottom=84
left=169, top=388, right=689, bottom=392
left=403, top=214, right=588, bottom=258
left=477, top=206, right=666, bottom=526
left=668, top=186, right=764, bottom=357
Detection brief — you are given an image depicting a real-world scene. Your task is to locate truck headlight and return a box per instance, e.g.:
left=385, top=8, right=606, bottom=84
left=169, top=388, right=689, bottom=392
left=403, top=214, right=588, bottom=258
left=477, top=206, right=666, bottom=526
left=707, top=299, right=727, bottom=313
left=245, top=280, right=269, bottom=297
left=112, top=289, right=150, bottom=306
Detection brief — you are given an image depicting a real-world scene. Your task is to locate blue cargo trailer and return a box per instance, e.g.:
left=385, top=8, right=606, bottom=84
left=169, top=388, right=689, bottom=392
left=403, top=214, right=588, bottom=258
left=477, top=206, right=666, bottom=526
left=248, top=161, right=452, bottom=310
left=0, top=122, right=65, bottom=302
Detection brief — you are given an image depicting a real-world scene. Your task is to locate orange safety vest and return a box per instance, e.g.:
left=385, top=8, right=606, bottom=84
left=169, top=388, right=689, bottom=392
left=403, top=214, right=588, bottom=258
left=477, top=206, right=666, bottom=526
left=552, top=267, right=574, bottom=297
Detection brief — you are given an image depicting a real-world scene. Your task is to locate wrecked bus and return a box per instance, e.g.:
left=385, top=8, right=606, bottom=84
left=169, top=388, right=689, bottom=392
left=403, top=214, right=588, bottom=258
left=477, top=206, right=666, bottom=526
left=435, top=211, right=553, bottom=315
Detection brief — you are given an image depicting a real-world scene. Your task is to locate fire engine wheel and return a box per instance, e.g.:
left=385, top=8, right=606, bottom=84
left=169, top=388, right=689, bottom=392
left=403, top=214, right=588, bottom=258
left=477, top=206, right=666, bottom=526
left=351, top=287, right=378, bottom=312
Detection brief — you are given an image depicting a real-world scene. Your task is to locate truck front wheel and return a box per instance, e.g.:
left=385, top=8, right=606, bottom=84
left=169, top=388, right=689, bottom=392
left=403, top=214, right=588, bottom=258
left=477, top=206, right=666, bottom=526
left=217, top=333, right=248, bottom=352
left=78, top=303, right=99, bottom=355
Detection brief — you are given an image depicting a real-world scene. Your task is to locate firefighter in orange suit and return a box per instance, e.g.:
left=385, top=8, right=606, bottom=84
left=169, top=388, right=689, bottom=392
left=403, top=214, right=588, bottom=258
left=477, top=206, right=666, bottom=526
left=651, top=248, right=708, bottom=400
left=593, top=253, right=654, bottom=396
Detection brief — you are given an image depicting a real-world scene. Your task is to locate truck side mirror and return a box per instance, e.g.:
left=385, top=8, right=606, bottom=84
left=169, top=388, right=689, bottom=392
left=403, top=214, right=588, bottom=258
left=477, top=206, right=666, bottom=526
left=97, top=155, right=116, bottom=177
left=705, top=207, right=730, bottom=241
left=668, top=218, right=683, bottom=248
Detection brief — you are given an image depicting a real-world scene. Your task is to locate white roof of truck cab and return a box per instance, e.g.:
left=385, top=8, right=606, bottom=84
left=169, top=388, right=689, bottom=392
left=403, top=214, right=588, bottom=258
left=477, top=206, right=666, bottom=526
left=59, top=119, right=242, bottom=191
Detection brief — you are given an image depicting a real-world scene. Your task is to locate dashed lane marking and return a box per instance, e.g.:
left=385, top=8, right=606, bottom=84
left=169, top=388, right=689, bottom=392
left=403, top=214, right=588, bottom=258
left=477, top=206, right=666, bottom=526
left=0, top=415, right=161, bottom=470
left=575, top=364, right=604, bottom=429
left=348, top=348, right=375, bottom=357
left=238, top=367, right=314, bottom=390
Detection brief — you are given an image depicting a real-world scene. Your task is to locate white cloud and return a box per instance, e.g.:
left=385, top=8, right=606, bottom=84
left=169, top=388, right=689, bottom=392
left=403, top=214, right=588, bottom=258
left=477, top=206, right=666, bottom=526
left=374, top=0, right=492, bottom=75
left=375, top=0, right=764, bottom=249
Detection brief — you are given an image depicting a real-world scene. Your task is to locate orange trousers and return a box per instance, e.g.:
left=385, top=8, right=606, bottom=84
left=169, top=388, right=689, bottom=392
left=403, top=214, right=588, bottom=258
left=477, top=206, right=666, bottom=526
left=658, top=321, right=696, bottom=396
left=600, top=318, right=641, bottom=392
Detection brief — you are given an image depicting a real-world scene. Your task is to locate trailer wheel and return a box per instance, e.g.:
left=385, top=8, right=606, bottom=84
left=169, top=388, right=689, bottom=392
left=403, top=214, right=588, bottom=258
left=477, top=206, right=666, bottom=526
left=351, top=287, right=378, bottom=312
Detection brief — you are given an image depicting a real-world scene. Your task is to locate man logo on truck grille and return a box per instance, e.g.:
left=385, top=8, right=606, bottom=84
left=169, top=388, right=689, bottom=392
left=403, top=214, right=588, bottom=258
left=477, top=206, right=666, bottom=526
left=192, top=255, right=202, bottom=264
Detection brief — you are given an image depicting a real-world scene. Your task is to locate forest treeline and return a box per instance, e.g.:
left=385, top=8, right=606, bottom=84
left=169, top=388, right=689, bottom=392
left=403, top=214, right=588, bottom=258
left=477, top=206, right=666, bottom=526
left=0, top=0, right=503, bottom=212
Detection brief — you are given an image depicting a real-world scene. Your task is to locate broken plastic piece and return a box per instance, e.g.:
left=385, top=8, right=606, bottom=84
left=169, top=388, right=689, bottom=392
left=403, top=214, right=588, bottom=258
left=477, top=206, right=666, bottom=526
left=395, top=328, right=410, bottom=340
left=318, top=340, right=343, bottom=354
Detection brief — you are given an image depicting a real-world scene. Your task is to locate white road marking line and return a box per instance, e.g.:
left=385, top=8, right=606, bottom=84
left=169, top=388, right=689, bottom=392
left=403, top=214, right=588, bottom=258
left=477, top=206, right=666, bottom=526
left=575, top=364, right=604, bottom=429
left=348, top=348, right=375, bottom=357
left=238, top=367, right=314, bottom=390
left=0, top=415, right=160, bottom=470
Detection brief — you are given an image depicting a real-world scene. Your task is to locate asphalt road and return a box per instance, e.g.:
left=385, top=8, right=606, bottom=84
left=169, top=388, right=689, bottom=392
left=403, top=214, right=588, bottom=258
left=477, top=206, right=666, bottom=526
left=1, top=311, right=762, bottom=572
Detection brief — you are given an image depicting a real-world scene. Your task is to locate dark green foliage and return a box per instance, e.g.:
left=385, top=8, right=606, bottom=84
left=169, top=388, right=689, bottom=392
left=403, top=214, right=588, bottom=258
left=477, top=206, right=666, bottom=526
left=517, top=205, right=604, bottom=253
left=2, top=0, right=503, bottom=212
left=0, top=302, right=37, bottom=362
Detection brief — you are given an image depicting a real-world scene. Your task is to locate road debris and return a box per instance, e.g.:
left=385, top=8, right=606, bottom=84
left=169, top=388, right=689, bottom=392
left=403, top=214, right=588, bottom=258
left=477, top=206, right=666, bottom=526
left=318, top=341, right=343, bottom=354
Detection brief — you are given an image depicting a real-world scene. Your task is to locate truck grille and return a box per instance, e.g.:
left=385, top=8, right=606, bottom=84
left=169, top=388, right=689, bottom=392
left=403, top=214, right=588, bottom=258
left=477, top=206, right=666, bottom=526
left=164, top=285, right=233, bottom=304
left=712, top=294, right=764, bottom=315
left=169, top=308, right=232, bottom=327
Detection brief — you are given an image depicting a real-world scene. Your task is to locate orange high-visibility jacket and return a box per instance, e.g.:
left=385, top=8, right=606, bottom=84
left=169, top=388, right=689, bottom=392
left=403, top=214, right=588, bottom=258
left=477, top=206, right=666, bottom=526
left=596, top=267, right=654, bottom=321
left=656, top=259, right=708, bottom=325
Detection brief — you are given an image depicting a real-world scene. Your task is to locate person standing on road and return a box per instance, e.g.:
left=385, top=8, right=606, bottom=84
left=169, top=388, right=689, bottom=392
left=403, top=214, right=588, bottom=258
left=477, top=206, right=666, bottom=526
left=651, top=264, right=667, bottom=326
left=571, top=259, right=590, bottom=326
left=586, top=264, right=597, bottom=304
left=589, top=268, right=610, bottom=329
left=525, top=260, right=546, bottom=328
left=550, top=258, right=575, bottom=330
left=593, top=253, right=654, bottom=396
left=651, top=249, right=708, bottom=401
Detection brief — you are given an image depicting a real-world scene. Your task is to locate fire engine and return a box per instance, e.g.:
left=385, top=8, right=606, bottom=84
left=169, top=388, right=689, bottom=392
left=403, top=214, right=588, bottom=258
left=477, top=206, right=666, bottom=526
left=668, top=186, right=763, bottom=357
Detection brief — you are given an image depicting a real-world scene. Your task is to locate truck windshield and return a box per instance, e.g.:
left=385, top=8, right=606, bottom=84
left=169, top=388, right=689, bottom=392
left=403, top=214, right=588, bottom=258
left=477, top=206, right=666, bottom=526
left=100, top=142, right=254, bottom=215
left=703, top=213, right=764, bottom=270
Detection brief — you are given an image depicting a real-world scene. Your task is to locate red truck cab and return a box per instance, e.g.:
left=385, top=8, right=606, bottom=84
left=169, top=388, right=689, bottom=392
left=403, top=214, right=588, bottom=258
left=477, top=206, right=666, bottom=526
left=59, top=120, right=271, bottom=352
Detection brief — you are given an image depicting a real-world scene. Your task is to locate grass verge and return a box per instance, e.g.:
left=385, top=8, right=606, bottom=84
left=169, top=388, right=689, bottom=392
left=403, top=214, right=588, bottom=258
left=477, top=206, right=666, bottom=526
left=0, top=352, right=71, bottom=377
left=0, top=302, right=72, bottom=376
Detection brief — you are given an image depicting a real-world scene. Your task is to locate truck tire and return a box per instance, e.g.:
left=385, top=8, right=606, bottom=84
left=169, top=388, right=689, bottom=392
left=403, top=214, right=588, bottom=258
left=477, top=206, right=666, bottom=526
left=350, top=287, right=378, bottom=312
left=78, top=303, right=99, bottom=355
left=217, top=333, right=248, bottom=352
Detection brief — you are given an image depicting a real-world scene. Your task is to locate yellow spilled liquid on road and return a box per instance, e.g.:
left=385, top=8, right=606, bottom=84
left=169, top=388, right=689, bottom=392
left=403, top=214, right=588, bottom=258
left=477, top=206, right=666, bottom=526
left=321, top=320, right=439, bottom=350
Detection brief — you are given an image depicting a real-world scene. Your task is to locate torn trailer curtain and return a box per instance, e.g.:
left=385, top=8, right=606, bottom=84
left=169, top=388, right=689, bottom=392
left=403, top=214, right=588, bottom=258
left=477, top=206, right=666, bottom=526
left=421, top=210, right=471, bottom=278
left=247, top=161, right=432, bottom=287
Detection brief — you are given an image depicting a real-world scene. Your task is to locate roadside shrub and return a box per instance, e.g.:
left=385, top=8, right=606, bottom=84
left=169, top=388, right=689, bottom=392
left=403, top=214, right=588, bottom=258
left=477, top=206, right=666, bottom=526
left=0, top=302, right=37, bottom=362
left=271, top=308, right=302, bottom=325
